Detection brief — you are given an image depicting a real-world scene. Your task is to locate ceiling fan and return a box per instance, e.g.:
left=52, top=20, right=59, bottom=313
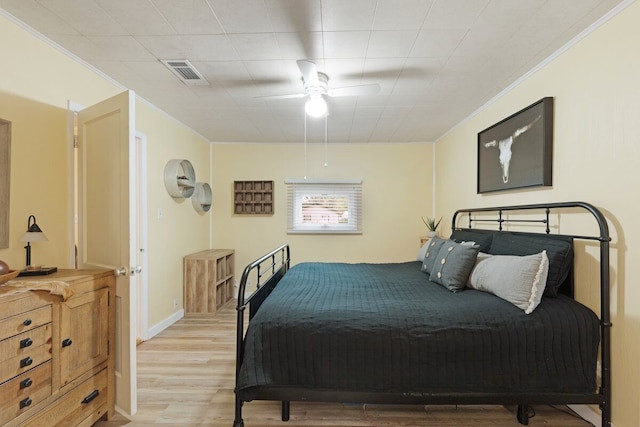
left=259, top=60, right=381, bottom=117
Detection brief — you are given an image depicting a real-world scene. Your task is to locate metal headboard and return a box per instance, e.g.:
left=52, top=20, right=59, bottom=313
left=451, top=201, right=612, bottom=425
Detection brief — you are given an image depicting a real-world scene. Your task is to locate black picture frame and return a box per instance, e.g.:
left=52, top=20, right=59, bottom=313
left=477, top=97, right=553, bottom=193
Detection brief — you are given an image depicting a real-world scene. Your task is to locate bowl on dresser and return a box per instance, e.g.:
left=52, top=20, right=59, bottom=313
left=0, top=269, right=19, bottom=285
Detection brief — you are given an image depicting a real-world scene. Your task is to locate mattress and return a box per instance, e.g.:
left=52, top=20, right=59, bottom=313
left=236, top=261, right=599, bottom=401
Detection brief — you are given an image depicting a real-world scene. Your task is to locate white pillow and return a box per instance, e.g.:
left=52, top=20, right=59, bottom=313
left=417, top=241, right=429, bottom=262
left=468, top=251, right=549, bottom=314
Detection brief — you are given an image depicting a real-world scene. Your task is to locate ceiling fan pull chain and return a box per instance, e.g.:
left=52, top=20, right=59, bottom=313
left=324, top=113, right=328, bottom=167
left=304, top=110, right=308, bottom=180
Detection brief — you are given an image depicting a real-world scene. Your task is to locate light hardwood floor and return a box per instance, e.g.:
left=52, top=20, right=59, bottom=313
left=94, top=304, right=593, bottom=427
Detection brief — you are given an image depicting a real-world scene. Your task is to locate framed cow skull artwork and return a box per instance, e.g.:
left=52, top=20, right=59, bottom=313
left=477, top=97, right=553, bottom=194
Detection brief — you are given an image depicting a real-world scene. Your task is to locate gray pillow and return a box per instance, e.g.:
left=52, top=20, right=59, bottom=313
left=468, top=251, right=549, bottom=314
left=420, top=237, right=448, bottom=274
left=429, top=240, right=480, bottom=292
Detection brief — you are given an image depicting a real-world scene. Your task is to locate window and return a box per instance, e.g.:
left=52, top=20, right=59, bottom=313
left=286, top=179, right=362, bottom=234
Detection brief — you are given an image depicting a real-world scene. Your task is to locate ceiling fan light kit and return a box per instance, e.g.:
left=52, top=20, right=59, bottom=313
left=305, top=95, right=327, bottom=118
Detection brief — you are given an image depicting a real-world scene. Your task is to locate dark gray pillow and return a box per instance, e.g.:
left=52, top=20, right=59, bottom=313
left=450, top=229, right=494, bottom=252
left=489, top=232, right=573, bottom=296
left=429, top=240, right=480, bottom=292
left=420, top=236, right=448, bottom=275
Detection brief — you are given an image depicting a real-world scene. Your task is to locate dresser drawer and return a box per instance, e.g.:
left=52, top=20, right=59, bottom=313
left=0, top=295, right=51, bottom=323
left=0, top=331, right=53, bottom=385
left=0, top=361, right=52, bottom=426
left=0, top=306, right=52, bottom=340
left=0, top=324, right=52, bottom=364
left=21, top=367, right=108, bottom=427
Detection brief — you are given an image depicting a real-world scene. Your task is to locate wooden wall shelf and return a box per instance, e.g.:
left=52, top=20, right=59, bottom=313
left=234, top=180, right=273, bottom=215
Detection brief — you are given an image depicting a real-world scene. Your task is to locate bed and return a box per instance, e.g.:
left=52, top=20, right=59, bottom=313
left=233, top=202, right=612, bottom=427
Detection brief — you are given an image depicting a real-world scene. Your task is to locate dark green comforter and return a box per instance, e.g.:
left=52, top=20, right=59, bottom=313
left=237, top=261, right=598, bottom=400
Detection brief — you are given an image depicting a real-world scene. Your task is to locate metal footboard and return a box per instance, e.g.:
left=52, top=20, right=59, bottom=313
left=234, top=244, right=290, bottom=427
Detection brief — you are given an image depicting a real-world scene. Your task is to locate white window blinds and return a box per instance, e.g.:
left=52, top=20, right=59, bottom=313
left=285, top=179, right=362, bottom=234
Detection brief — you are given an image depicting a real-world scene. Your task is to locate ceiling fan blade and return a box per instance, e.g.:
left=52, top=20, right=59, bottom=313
left=254, top=93, right=307, bottom=100
left=296, top=59, right=319, bottom=86
left=327, top=83, right=381, bottom=97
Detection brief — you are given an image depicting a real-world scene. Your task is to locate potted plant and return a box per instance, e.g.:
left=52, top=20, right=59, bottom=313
left=422, top=216, right=442, bottom=238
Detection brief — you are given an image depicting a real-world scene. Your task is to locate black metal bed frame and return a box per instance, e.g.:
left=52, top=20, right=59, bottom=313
left=233, top=202, right=612, bottom=427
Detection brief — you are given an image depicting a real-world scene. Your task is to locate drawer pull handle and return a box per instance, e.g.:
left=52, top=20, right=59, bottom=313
left=20, top=378, right=33, bottom=389
left=62, top=338, right=73, bottom=348
left=20, top=357, right=33, bottom=368
left=23, top=319, right=32, bottom=326
left=20, top=397, right=32, bottom=409
left=82, top=390, right=100, bottom=404
left=20, top=338, right=33, bottom=348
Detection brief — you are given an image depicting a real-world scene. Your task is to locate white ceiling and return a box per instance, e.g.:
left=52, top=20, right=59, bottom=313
left=0, top=0, right=627, bottom=143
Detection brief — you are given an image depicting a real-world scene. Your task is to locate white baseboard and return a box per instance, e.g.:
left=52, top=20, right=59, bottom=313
left=568, top=404, right=616, bottom=427
left=146, top=309, right=184, bottom=340
left=113, top=405, right=133, bottom=420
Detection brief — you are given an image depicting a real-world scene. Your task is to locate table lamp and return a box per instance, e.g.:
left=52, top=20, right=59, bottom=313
left=18, top=215, right=57, bottom=276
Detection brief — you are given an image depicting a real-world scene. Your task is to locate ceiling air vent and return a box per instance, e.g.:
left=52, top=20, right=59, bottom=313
left=161, top=59, right=209, bottom=86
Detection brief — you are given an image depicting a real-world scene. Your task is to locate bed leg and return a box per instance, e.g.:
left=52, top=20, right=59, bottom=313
left=282, top=401, right=290, bottom=421
left=516, top=404, right=529, bottom=425
left=233, top=396, right=244, bottom=427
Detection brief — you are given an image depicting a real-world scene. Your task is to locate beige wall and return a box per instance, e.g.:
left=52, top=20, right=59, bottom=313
left=0, top=13, right=116, bottom=270
left=435, top=2, right=640, bottom=426
left=0, top=91, right=70, bottom=270
left=212, top=142, right=433, bottom=272
left=138, top=103, right=211, bottom=326
left=0, top=14, right=211, bottom=331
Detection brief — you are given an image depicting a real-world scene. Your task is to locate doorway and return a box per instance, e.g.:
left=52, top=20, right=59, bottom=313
left=135, top=132, right=149, bottom=343
left=68, top=92, right=148, bottom=416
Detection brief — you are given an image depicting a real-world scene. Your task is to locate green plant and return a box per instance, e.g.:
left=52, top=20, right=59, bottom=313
left=422, top=216, right=442, bottom=232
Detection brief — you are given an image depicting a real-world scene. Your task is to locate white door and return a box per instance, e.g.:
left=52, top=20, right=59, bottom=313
left=77, top=90, right=137, bottom=416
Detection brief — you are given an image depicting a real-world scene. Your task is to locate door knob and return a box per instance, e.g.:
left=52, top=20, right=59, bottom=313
left=114, top=267, right=128, bottom=276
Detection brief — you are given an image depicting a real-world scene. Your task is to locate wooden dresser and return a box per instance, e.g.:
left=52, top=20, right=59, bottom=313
left=0, top=269, right=115, bottom=427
